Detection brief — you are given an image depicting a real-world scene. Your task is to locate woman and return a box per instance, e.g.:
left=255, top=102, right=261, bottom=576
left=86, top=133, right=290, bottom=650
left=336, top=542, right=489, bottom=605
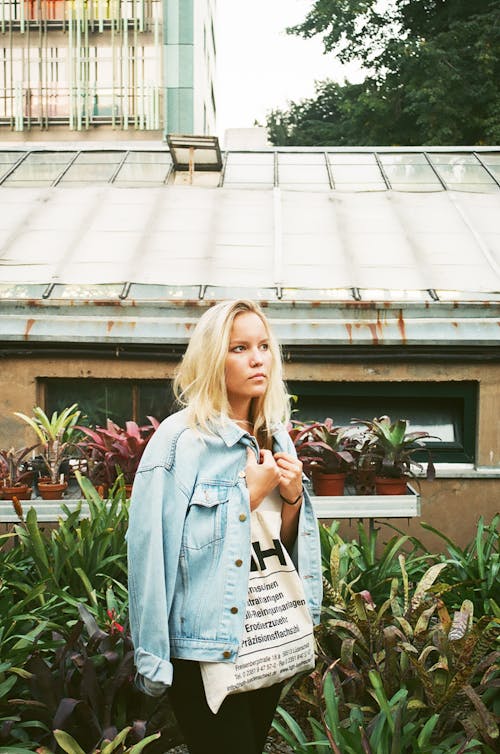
left=128, top=300, right=322, bottom=754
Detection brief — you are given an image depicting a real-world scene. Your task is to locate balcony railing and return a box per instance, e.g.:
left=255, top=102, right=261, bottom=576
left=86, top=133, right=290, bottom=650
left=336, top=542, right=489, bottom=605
left=0, top=0, right=162, bottom=31
left=0, top=85, right=162, bottom=130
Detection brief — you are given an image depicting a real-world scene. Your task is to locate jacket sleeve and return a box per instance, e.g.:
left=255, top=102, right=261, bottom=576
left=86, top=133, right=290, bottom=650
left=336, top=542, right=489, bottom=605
left=127, top=463, right=189, bottom=691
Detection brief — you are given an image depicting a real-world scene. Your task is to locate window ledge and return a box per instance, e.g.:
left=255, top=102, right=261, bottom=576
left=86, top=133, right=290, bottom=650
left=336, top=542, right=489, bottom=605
left=416, top=464, right=500, bottom=479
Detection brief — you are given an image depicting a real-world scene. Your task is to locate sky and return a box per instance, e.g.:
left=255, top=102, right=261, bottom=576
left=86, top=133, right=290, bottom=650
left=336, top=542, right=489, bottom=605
left=215, top=0, right=364, bottom=143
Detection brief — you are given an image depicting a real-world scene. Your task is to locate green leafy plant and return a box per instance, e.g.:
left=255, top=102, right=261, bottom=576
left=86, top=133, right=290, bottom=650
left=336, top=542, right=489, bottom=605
left=14, top=405, right=82, bottom=484
left=421, top=515, right=500, bottom=617
left=319, top=520, right=429, bottom=610
left=273, top=518, right=500, bottom=753
left=46, top=726, right=161, bottom=754
left=312, top=563, right=499, bottom=749
left=0, top=478, right=180, bottom=753
left=11, top=473, right=129, bottom=609
left=356, top=415, right=437, bottom=481
left=274, top=670, right=489, bottom=754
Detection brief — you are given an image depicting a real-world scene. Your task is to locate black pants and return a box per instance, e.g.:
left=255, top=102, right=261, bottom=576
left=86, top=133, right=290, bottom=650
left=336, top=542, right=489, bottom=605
left=168, top=659, right=282, bottom=754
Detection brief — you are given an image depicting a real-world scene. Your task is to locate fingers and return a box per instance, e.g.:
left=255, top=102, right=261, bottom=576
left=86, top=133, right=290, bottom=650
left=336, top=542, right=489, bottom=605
left=246, top=447, right=257, bottom=465
left=274, top=452, right=302, bottom=475
left=260, top=448, right=275, bottom=465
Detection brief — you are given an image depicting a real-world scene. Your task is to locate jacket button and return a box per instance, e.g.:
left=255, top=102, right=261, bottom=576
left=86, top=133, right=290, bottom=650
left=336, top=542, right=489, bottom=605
left=223, top=651, right=231, bottom=659
left=238, top=470, right=246, bottom=478
left=239, top=513, right=247, bottom=522
left=230, top=606, right=238, bottom=614
left=235, top=559, right=243, bottom=567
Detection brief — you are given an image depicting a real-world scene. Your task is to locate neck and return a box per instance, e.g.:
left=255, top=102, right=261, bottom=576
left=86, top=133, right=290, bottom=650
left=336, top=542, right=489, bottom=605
left=234, top=418, right=252, bottom=427
left=228, top=397, right=252, bottom=425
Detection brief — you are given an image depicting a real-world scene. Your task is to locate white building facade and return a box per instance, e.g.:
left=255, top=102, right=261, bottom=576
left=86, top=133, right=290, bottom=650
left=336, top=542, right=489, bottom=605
left=0, top=0, right=216, bottom=138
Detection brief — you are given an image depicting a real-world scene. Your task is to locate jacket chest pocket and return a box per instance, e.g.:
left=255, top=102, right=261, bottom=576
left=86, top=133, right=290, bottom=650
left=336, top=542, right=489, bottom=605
left=183, top=483, right=230, bottom=550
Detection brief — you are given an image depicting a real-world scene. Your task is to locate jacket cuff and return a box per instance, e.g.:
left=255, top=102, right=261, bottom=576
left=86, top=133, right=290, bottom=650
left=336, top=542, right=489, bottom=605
left=134, top=647, right=173, bottom=688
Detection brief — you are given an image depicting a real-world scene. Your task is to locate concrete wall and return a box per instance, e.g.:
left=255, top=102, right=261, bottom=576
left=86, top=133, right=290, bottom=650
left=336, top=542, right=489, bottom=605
left=0, top=355, right=498, bottom=551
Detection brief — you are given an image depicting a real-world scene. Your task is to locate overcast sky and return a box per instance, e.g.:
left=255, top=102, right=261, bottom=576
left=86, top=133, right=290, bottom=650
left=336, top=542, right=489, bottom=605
left=215, top=0, right=364, bottom=143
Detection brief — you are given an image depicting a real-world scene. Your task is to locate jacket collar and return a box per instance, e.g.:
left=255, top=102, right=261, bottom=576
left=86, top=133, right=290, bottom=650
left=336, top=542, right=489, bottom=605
left=210, top=417, right=286, bottom=449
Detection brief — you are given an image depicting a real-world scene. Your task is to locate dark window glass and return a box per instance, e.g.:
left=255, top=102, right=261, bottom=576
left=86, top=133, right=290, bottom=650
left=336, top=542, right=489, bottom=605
left=137, top=381, right=176, bottom=424
left=287, top=381, right=477, bottom=463
left=44, top=378, right=175, bottom=427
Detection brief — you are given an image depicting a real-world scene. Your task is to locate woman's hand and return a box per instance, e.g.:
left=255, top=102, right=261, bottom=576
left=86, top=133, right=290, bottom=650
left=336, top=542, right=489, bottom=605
left=245, top=448, right=281, bottom=510
left=274, top=452, right=304, bottom=551
left=274, top=452, right=303, bottom=505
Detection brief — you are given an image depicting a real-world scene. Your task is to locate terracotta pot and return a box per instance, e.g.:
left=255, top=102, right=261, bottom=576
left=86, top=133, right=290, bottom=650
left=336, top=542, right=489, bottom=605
left=0, top=484, right=32, bottom=501
left=375, top=476, right=408, bottom=495
left=38, top=481, right=68, bottom=500
left=312, top=471, right=346, bottom=496
left=96, top=484, right=109, bottom=499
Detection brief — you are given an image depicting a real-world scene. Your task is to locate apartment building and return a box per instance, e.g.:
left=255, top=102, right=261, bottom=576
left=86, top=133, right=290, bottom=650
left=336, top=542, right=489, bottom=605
left=0, top=0, right=216, bottom=138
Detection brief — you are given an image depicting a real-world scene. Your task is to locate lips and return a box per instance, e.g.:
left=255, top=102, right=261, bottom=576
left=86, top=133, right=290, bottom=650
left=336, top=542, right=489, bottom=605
left=249, top=373, right=266, bottom=380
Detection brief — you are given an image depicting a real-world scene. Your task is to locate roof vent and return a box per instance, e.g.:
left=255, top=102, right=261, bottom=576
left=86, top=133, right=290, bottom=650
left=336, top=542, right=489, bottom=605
left=166, top=134, right=222, bottom=182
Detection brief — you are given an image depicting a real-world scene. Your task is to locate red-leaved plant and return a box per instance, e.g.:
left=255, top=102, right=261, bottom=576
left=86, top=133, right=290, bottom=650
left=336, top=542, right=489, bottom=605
left=76, top=417, right=160, bottom=488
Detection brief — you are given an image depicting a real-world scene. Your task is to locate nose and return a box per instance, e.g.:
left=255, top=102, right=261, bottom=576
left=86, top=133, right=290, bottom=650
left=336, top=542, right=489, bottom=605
left=249, top=347, right=263, bottom=366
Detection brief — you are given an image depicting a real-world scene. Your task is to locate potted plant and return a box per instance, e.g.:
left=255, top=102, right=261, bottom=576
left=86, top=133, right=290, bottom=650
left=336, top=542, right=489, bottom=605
left=0, top=445, right=38, bottom=500
left=14, top=404, right=81, bottom=499
left=76, top=417, right=159, bottom=496
left=291, top=418, right=355, bottom=496
left=355, top=415, right=436, bottom=495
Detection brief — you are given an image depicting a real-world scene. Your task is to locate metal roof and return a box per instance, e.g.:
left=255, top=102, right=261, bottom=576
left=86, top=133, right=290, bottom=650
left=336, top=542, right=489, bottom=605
left=0, top=143, right=499, bottom=350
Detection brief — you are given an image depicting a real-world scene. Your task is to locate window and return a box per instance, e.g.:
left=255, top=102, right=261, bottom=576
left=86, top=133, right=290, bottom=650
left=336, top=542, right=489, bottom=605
left=287, top=381, right=477, bottom=463
left=43, top=378, right=176, bottom=428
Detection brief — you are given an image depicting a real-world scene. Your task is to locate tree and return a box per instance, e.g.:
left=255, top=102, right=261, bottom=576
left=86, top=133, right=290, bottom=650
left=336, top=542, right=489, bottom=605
left=267, top=0, right=500, bottom=146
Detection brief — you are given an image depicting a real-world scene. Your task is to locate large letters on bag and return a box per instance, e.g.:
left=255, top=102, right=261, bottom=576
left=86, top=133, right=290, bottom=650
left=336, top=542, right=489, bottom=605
left=200, top=495, right=315, bottom=713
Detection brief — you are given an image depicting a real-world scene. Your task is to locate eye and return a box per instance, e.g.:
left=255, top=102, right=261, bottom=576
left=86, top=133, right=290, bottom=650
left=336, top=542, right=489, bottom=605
left=260, top=343, right=269, bottom=351
left=231, top=345, right=245, bottom=353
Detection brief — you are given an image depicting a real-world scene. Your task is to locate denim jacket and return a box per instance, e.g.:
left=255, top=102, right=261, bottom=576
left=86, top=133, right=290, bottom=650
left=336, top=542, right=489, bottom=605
left=127, top=409, right=322, bottom=690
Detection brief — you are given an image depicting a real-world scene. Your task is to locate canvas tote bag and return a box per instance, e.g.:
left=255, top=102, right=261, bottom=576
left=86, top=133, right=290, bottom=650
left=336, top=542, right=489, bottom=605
left=200, top=490, right=315, bottom=713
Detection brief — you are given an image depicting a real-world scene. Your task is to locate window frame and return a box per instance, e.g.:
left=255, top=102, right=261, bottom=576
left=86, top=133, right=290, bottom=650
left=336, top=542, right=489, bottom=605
left=286, top=380, right=478, bottom=464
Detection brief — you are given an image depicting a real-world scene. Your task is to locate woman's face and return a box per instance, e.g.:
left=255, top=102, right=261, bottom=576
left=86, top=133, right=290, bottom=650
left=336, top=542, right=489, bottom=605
left=225, top=311, right=273, bottom=415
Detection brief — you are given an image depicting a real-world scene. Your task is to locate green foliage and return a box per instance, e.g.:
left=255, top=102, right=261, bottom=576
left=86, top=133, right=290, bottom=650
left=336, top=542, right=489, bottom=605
left=274, top=518, right=500, bottom=753
left=12, top=472, right=129, bottom=612
left=0, top=479, right=177, bottom=753
left=421, top=514, right=500, bottom=617
left=320, top=519, right=428, bottom=609
left=275, top=674, right=490, bottom=753
left=357, top=415, right=436, bottom=481
left=51, top=727, right=160, bottom=754
left=1, top=474, right=498, bottom=753
left=14, top=405, right=82, bottom=483
left=267, top=1, right=500, bottom=145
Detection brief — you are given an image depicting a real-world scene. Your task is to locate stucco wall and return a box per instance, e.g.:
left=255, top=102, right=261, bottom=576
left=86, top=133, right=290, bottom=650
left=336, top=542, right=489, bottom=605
left=336, top=478, right=499, bottom=552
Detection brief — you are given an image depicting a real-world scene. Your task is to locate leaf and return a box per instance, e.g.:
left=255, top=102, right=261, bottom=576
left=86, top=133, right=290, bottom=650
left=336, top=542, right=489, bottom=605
left=416, top=713, right=439, bottom=747
left=75, top=568, right=98, bottom=607
left=53, top=729, right=87, bottom=754
left=128, top=733, right=162, bottom=754
left=0, top=675, right=17, bottom=697
left=449, top=604, right=473, bottom=641
left=368, top=670, right=394, bottom=733
left=100, top=727, right=132, bottom=754
left=275, top=706, right=308, bottom=746
left=414, top=604, right=437, bottom=635
left=462, top=684, right=499, bottom=740
left=25, top=507, right=50, bottom=577
left=411, top=563, right=448, bottom=611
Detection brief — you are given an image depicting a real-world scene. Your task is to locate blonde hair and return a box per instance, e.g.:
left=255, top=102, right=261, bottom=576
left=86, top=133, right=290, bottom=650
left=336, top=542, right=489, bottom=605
left=174, top=300, right=290, bottom=447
